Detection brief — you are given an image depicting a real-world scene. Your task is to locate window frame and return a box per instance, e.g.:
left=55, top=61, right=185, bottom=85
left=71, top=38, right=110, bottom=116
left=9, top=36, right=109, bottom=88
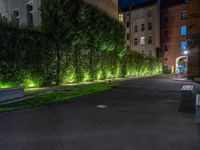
left=12, top=7, right=20, bottom=24
left=140, top=36, right=145, bottom=45
left=141, top=24, right=145, bottom=32
left=148, top=22, right=152, bottom=31
left=147, top=9, right=152, bottom=18
left=181, top=25, right=187, bottom=36
left=134, top=25, right=138, bottom=33
left=26, top=0, right=34, bottom=26
left=181, top=41, right=188, bottom=51
left=181, top=11, right=187, bottom=20
left=134, top=38, right=138, bottom=45
left=148, top=36, right=152, bottom=44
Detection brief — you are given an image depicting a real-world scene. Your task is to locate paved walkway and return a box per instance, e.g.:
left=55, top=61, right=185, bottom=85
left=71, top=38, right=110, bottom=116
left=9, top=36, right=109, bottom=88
left=0, top=77, right=199, bottom=150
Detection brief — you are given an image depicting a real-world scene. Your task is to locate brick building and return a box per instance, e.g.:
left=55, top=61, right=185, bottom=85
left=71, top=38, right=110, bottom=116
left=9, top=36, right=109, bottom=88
left=121, top=0, right=192, bottom=76
left=161, top=1, right=188, bottom=74
left=187, top=0, right=200, bottom=78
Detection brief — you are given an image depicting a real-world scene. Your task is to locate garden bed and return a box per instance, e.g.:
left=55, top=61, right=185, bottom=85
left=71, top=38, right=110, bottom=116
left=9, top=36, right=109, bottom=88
left=0, top=83, right=118, bottom=113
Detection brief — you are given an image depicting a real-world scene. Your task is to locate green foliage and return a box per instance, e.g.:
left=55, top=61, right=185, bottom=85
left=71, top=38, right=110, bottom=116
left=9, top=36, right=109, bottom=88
left=0, top=83, right=117, bottom=112
left=20, top=72, right=43, bottom=88
left=0, top=0, right=162, bottom=89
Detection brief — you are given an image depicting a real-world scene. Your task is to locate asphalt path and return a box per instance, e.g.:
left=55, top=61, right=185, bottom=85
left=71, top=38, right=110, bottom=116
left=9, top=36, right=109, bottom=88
left=0, top=77, right=200, bottom=150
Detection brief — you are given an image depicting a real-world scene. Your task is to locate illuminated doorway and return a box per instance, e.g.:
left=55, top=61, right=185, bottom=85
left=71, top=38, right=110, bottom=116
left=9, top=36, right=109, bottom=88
left=176, top=56, right=188, bottom=78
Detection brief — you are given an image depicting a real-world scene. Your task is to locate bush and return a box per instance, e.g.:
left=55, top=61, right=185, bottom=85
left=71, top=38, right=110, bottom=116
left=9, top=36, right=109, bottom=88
left=0, top=0, right=162, bottom=89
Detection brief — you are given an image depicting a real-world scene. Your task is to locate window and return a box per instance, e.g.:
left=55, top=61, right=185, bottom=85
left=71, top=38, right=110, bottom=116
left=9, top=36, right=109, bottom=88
left=141, top=50, right=145, bottom=54
left=134, top=38, right=138, bottom=45
left=163, top=16, right=168, bottom=23
left=181, top=26, right=187, bottom=36
left=148, top=23, right=152, bottom=30
left=127, top=12, right=130, bottom=17
left=164, top=30, right=168, bottom=38
left=26, top=2, right=33, bottom=25
left=134, top=13, right=138, bottom=20
left=148, top=50, right=152, bottom=56
left=164, top=44, right=168, bottom=51
left=119, top=14, right=124, bottom=22
left=127, top=21, right=130, bottom=28
left=181, top=41, right=188, bottom=51
left=140, top=36, right=145, bottom=45
left=12, top=8, right=20, bottom=24
left=181, top=11, right=187, bottom=20
left=141, top=24, right=145, bottom=32
left=134, top=25, right=138, bottom=33
left=148, top=36, right=152, bottom=44
left=1, top=13, right=8, bottom=20
left=140, top=11, right=145, bottom=18
left=127, top=34, right=130, bottom=40
left=148, top=9, right=152, bottom=17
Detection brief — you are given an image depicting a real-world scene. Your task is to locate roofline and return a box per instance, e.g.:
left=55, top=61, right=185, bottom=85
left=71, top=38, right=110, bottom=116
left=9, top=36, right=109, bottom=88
left=161, top=0, right=187, bottom=9
left=121, top=0, right=157, bottom=12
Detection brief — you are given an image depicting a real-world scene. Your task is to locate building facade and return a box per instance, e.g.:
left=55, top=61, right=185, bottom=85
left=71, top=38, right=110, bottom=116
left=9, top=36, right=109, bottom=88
left=161, top=1, right=188, bottom=74
left=0, top=0, right=118, bottom=26
left=0, top=0, right=41, bottom=26
left=83, top=0, right=118, bottom=20
left=123, top=0, right=161, bottom=57
left=187, top=0, right=200, bottom=78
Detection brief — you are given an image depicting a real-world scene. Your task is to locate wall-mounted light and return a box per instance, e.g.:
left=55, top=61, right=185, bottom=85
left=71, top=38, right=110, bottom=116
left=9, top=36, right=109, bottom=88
left=183, top=51, right=189, bottom=55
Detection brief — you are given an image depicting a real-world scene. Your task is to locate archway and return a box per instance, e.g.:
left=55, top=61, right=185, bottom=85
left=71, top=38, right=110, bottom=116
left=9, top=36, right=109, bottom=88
left=176, top=56, right=188, bottom=78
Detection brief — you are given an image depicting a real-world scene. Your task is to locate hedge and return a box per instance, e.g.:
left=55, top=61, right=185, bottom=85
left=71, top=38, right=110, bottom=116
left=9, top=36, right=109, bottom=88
left=0, top=0, right=162, bottom=88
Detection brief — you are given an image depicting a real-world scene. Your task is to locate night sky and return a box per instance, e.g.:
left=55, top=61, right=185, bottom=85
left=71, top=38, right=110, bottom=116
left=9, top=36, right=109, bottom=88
left=119, top=0, right=152, bottom=9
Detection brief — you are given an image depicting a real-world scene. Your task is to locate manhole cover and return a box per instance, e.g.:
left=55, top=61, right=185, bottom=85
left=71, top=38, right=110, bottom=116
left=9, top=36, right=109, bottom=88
left=96, top=105, right=108, bottom=109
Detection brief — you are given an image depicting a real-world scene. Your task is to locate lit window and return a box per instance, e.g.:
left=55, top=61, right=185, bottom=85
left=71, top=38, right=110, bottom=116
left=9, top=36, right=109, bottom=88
left=26, top=2, right=33, bottom=25
left=181, top=26, right=187, bottom=36
left=140, top=36, right=145, bottom=45
left=12, top=8, right=20, bottom=24
left=181, top=41, right=188, bottom=51
left=181, top=11, right=187, bottom=20
left=119, top=13, right=124, bottom=22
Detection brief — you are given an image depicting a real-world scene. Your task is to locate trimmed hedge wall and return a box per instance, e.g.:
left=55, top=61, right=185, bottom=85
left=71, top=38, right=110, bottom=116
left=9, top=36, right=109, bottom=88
left=0, top=1, right=162, bottom=88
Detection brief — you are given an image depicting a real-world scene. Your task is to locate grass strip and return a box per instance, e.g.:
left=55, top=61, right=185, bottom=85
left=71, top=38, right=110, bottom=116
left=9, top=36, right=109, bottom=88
left=0, top=83, right=118, bottom=113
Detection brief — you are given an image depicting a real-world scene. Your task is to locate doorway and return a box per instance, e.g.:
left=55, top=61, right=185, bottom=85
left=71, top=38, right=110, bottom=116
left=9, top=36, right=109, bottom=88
left=176, top=56, right=188, bottom=78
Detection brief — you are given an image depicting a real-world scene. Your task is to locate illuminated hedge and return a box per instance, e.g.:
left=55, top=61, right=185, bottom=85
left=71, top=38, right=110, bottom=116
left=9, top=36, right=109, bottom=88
left=0, top=0, right=162, bottom=89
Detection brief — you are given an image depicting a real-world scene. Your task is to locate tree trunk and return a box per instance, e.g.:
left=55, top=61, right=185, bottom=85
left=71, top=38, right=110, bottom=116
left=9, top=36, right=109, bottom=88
left=56, top=41, right=61, bottom=85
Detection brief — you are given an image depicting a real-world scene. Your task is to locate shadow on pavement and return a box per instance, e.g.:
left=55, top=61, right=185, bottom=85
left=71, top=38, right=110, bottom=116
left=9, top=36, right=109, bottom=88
left=179, top=101, right=195, bottom=113
left=197, top=124, right=200, bottom=137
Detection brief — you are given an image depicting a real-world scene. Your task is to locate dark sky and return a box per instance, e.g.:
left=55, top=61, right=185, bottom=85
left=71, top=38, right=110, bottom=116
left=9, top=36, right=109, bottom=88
left=119, top=0, right=134, bottom=9
left=119, top=0, right=152, bottom=9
